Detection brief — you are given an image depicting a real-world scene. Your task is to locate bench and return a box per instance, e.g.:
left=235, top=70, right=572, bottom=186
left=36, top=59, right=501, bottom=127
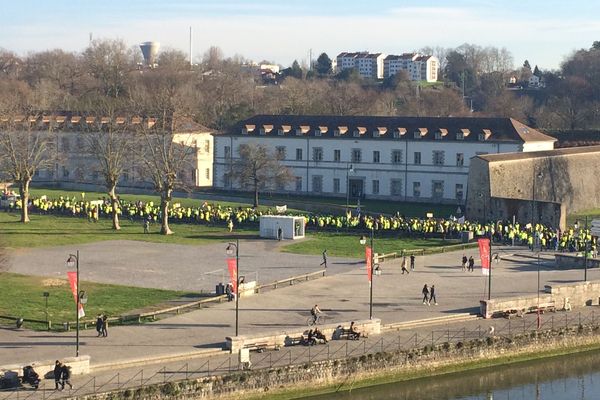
left=245, top=341, right=279, bottom=353
left=529, top=301, right=556, bottom=314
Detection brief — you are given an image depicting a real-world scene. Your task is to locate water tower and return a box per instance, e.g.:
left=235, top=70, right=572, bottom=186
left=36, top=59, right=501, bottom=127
left=139, top=41, right=160, bottom=67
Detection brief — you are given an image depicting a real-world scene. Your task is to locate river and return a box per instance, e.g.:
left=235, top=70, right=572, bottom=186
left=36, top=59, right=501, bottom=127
left=301, top=349, right=600, bottom=400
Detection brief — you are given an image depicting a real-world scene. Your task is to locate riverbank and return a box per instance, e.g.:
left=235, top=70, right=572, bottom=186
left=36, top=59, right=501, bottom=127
left=74, top=320, right=600, bottom=400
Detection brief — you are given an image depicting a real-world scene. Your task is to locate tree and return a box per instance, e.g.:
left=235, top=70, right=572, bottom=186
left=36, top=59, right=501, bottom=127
left=315, top=53, right=332, bottom=75
left=85, top=107, right=134, bottom=230
left=232, top=143, right=293, bottom=207
left=523, top=60, right=532, bottom=71
left=282, top=60, right=303, bottom=79
left=533, top=65, right=542, bottom=77
left=83, top=39, right=133, bottom=98
left=0, top=115, right=57, bottom=223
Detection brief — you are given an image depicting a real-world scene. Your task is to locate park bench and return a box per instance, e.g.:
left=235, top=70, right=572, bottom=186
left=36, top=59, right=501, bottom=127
left=338, top=328, right=360, bottom=340
left=529, top=301, right=556, bottom=314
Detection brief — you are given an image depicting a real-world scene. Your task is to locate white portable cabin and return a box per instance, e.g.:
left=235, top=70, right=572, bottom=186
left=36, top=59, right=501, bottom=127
left=259, top=215, right=305, bottom=240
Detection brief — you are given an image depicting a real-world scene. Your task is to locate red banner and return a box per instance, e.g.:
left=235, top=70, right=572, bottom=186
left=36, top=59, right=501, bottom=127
left=365, top=246, right=372, bottom=282
left=66, top=272, right=85, bottom=318
left=478, top=238, right=490, bottom=276
left=227, top=258, right=238, bottom=293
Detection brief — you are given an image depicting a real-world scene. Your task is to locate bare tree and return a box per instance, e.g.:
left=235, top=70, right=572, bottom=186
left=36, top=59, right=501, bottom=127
left=84, top=107, right=133, bottom=230
left=0, top=115, right=57, bottom=223
left=233, top=143, right=294, bottom=207
left=136, top=117, right=196, bottom=234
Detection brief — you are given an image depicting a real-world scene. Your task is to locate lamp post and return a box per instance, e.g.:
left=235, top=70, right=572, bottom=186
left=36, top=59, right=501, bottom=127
left=66, top=251, right=80, bottom=357
left=584, top=217, right=589, bottom=282
left=532, top=171, right=543, bottom=252
left=226, top=240, right=240, bottom=336
left=359, top=228, right=374, bottom=320
left=345, top=163, right=354, bottom=213
left=479, top=192, right=492, bottom=300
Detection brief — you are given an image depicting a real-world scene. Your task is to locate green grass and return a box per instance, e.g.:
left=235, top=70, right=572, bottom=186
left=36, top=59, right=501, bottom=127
left=0, top=212, right=257, bottom=248
left=0, top=273, right=189, bottom=326
left=281, top=231, right=460, bottom=258
left=567, top=209, right=600, bottom=226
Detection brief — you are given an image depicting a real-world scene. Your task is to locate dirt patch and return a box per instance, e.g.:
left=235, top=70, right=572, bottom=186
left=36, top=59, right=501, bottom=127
left=41, top=278, right=66, bottom=287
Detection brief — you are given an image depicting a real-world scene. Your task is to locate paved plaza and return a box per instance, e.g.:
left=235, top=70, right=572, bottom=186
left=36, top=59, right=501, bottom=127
left=1, top=238, right=596, bottom=369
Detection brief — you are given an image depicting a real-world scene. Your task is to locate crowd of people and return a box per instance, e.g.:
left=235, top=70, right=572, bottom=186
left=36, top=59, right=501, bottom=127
left=6, top=194, right=597, bottom=254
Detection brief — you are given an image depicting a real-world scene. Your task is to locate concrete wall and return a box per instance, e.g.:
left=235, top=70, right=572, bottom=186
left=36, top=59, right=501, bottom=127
left=1, top=356, right=90, bottom=386
left=544, top=280, right=600, bottom=307
left=76, top=323, right=600, bottom=400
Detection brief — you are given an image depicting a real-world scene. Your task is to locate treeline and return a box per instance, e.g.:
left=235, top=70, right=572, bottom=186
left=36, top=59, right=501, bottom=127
left=1, top=40, right=600, bottom=131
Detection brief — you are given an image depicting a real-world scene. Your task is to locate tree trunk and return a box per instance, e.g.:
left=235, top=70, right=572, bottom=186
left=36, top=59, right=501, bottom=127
left=19, top=179, right=31, bottom=223
left=108, top=185, right=121, bottom=230
left=160, top=188, right=173, bottom=235
left=253, top=179, right=259, bottom=208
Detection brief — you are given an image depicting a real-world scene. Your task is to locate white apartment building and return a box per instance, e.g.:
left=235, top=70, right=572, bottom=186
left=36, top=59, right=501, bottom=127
left=384, top=53, right=439, bottom=82
left=2, top=115, right=213, bottom=189
left=336, top=52, right=385, bottom=80
left=214, top=115, right=556, bottom=205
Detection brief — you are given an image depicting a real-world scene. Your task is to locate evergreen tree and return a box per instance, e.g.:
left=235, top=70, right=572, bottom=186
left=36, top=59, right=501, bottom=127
left=533, top=65, right=541, bottom=77
left=523, top=60, right=532, bottom=70
left=315, top=53, right=332, bottom=75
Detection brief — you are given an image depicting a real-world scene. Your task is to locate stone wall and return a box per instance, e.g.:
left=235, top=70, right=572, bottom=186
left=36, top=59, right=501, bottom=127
left=1, top=356, right=90, bottom=387
left=545, top=281, right=600, bottom=307
left=75, top=324, right=600, bottom=400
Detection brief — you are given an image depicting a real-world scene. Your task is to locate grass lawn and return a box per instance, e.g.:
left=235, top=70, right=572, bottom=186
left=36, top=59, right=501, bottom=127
left=281, top=231, right=462, bottom=258
left=567, top=209, right=600, bottom=226
left=0, top=273, right=190, bottom=328
left=0, top=212, right=257, bottom=248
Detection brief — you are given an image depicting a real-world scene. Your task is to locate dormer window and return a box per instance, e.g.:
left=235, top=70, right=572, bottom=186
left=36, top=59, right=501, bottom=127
left=456, top=132, right=464, bottom=140
left=435, top=132, right=442, bottom=140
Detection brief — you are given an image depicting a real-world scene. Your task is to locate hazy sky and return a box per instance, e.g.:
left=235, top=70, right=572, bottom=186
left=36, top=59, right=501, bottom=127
left=2, top=0, right=599, bottom=70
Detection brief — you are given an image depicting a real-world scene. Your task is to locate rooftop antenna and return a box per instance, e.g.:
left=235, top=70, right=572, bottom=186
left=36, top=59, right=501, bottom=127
left=189, top=26, right=193, bottom=67
left=89, top=32, right=93, bottom=43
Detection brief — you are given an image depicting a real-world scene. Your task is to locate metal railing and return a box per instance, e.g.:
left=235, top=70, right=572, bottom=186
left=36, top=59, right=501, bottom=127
left=1, top=310, right=597, bottom=399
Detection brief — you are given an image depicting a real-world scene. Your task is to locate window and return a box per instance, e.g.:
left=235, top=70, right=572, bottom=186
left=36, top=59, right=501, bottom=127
left=76, top=136, right=84, bottom=151
left=351, top=148, right=362, bottom=163
left=295, top=177, right=302, bottom=191
left=334, top=149, right=341, bottom=162
left=392, top=150, right=403, bottom=164
left=455, top=184, right=464, bottom=200
left=432, top=150, right=445, bottom=166
left=333, top=178, right=340, bottom=193
left=224, top=146, right=231, bottom=159
left=204, top=140, right=210, bottom=153
left=373, top=151, right=380, bottom=163
left=312, top=176, right=323, bottom=192
left=123, top=170, right=129, bottom=182
left=413, top=181, right=421, bottom=197
left=456, top=132, right=464, bottom=140
left=456, top=153, right=464, bottom=167
left=390, top=179, right=403, bottom=196
left=296, top=148, right=303, bottom=161
left=432, top=180, right=444, bottom=198
left=62, top=166, right=69, bottom=178
left=92, top=171, right=99, bottom=181
left=313, top=147, right=323, bottom=162
left=276, top=146, right=286, bottom=160
left=205, top=168, right=210, bottom=180
left=413, top=131, right=422, bottom=139
left=414, top=152, right=421, bottom=165
left=372, top=180, right=380, bottom=195
left=314, top=129, right=322, bottom=137
left=61, top=137, right=70, bottom=152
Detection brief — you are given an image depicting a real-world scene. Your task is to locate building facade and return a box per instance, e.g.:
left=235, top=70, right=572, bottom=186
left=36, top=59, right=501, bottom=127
left=336, top=52, right=385, bottom=80
left=383, top=53, right=439, bottom=82
left=214, top=115, right=556, bottom=205
left=0, top=115, right=213, bottom=190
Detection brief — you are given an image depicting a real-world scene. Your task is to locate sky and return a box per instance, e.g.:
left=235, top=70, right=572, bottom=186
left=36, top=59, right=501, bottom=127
left=2, top=0, right=600, bottom=70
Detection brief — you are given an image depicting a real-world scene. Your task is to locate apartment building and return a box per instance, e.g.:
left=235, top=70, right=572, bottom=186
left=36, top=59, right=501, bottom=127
left=336, top=52, right=385, bottom=79
left=384, top=53, right=439, bottom=82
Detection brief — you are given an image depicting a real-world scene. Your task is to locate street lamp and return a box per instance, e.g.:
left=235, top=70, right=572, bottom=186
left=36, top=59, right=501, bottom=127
left=359, top=228, right=374, bottom=320
left=66, top=251, right=80, bottom=357
left=478, top=192, right=492, bottom=300
left=345, top=163, right=354, bottom=213
left=532, top=171, right=544, bottom=252
left=226, top=240, right=240, bottom=336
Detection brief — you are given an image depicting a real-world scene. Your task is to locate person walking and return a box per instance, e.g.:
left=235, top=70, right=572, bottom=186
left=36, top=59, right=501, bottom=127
left=320, top=249, right=328, bottom=268
left=53, top=361, right=62, bottom=390
left=430, top=285, right=438, bottom=305
left=401, top=257, right=410, bottom=274
left=95, top=314, right=103, bottom=337
left=422, top=284, right=430, bottom=305
left=143, top=218, right=150, bottom=234
left=468, top=256, right=475, bottom=272
left=60, top=364, right=73, bottom=390
left=461, top=254, right=467, bottom=272
left=410, top=254, right=415, bottom=271
left=101, top=314, right=108, bottom=337
left=277, top=226, right=283, bottom=241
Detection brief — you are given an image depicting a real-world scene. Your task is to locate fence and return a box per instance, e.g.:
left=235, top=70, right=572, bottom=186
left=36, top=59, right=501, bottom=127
left=2, top=309, right=598, bottom=400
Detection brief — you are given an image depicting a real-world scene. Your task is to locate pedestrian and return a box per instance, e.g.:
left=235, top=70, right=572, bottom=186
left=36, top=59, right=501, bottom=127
left=430, top=285, right=438, bottom=305
left=410, top=254, right=415, bottom=271
left=143, top=218, right=149, bottom=234
left=468, top=256, right=475, bottom=272
left=60, top=364, right=73, bottom=390
left=320, top=249, right=328, bottom=268
left=401, top=257, right=409, bottom=274
left=53, top=360, right=62, bottom=390
left=95, top=314, right=103, bottom=337
left=101, top=314, right=108, bottom=337
left=277, top=226, right=283, bottom=241
left=422, top=284, right=430, bottom=305
left=461, top=254, right=467, bottom=271
left=225, top=283, right=234, bottom=302
left=227, top=219, right=234, bottom=232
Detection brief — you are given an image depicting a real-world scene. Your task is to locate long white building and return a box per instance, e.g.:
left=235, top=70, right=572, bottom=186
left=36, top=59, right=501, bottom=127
left=214, top=115, right=556, bottom=204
